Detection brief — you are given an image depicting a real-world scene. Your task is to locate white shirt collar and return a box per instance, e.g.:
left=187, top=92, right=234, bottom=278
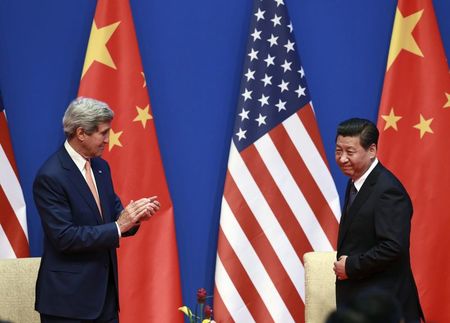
left=64, top=140, right=87, bottom=174
left=353, top=158, right=378, bottom=191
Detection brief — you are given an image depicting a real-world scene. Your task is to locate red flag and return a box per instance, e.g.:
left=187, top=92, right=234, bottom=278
left=0, top=101, right=29, bottom=259
left=213, top=1, right=340, bottom=321
left=377, top=0, right=450, bottom=321
left=78, top=1, right=183, bottom=321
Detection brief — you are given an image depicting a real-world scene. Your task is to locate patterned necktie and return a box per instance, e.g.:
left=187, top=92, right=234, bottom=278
left=346, top=182, right=358, bottom=214
left=85, top=159, right=102, bottom=216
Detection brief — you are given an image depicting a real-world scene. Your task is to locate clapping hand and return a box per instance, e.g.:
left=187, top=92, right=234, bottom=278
left=116, top=196, right=160, bottom=233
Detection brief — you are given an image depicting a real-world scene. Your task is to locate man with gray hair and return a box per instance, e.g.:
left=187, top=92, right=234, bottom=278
left=33, top=97, right=159, bottom=322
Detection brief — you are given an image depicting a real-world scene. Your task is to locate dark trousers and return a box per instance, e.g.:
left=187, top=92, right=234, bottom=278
left=40, top=268, right=118, bottom=323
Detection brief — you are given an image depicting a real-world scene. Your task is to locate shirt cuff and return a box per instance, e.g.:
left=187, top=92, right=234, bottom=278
left=115, top=222, right=122, bottom=238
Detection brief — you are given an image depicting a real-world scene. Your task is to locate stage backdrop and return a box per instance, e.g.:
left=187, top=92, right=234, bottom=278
left=0, top=0, right=449, bottom=312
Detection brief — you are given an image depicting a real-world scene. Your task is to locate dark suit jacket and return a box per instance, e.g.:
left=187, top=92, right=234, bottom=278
left=33, top=146, right=130, bottom=319
left=336, top=162, right=422, bottom=322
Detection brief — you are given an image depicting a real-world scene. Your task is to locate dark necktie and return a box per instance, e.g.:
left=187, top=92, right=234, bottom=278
left=346, top=182, right=357, bottom=214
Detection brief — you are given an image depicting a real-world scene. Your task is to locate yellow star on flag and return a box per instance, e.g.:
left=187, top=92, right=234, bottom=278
left=381, top=107, right=402, bottom=130
left=413, top=114, right=433, bottom=139
left=133, top=105, right=153, bottom=128
left=387, top=8, right=424, bottom=70
left=82, top=21, right=121, bottom=78
left=108, top=128, right=123, bottom=151
left=444, top=93, right=450, bottom=109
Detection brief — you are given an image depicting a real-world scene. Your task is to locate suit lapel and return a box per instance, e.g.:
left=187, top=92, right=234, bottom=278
left=338, top=181, right=352, bottom=247
left=338, top=163, right=383, bottom=250
left=57, top=147, right=103, bottom=224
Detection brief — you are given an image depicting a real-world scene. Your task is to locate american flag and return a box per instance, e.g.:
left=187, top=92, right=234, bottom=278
left=0, top=93, right=29, bottom=258
left=213, top=0, right=340, bottom=321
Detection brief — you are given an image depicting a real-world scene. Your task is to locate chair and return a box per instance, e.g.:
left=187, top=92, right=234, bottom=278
left=0, top=257, right=41, bottom=323
left=304, top=251, right=337, bottom=323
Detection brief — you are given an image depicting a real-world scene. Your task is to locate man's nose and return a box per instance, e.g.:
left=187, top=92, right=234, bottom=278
left=339, top=154, right=348, bottom=163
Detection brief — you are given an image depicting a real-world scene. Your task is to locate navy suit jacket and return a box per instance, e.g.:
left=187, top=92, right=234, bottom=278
left=336, top=162, right=422, bottom=322
left=33, top=146, right=129, bottom=319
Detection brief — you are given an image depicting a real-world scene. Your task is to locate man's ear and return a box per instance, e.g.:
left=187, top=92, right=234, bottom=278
left=75, top=127, right=86, bottom=142
left=369, top=143, right=377, bottom=159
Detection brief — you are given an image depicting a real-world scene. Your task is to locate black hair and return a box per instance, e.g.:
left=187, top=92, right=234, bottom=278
left=336, top=118, right=379, bottom=150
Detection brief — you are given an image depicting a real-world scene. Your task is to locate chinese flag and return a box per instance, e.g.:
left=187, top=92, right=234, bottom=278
left=78, top=0, right=183, bottom=322
left=377, top=0, right=450, bottom=321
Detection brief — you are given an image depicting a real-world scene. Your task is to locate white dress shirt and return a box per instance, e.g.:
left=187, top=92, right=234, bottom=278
left=64, top=140, right=121, bottom=237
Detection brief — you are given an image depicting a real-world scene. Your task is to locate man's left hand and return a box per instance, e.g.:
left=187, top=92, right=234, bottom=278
left=139, top=196, right=160, bottom=221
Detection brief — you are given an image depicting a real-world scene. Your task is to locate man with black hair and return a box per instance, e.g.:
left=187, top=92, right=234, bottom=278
left=333, top=118, right=422, bottom=322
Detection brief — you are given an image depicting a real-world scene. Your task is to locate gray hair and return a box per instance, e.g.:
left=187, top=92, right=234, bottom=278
left=63, top=97, right=114, bottom=139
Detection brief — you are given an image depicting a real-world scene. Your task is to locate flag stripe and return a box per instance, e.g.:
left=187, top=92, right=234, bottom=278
left=0, top=112, right=29, bottom=259
left=0, top=186, right=28, bottom=257
left=217, top=224, right=275, bottom=322
left=298, top=103, right=328, bottom=166
left=254, top=130, right=332, bottom=251
left=214, top=256, right=255, bottom=323
left=223, top=170, right=304, bottom=321
left=0, top=145, right=28, bottom=235
left=219, top=197, right=294, bottom=321
left=0, top=114, right=19, bottom=176
left=0, top=226, right=16, bottom=258
left=241, top=144, right=313, bottom=262
left=270, top=114, right=339, bottom=248
left=283, top=111, right=341, bottom=221
left=229, top=142, right=306, bottom=293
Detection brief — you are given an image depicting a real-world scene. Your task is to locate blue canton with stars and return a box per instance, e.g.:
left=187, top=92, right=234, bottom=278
left=233, top=0, right=311, bottom=152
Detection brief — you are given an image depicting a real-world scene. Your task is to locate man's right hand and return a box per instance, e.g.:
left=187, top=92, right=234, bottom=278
left=333, top=255, right=349, bottom=280
left=116, top=197, right=159, bottom=233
